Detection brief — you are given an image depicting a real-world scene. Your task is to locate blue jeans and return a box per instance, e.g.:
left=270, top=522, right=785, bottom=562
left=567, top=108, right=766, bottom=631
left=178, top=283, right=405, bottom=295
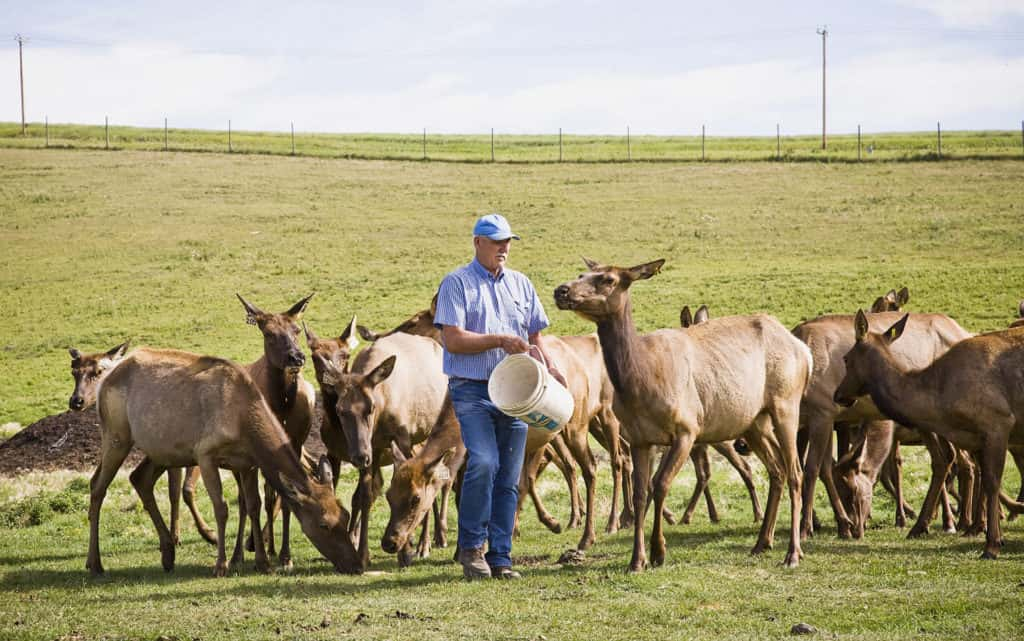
left=449, top=378, right=528, bottom=569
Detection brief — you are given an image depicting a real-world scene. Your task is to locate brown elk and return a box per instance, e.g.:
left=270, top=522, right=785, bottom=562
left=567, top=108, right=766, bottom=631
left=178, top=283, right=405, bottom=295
left=679, top=304, right=763, bottom=524
left=792, top=308, right=970, bottom=540
left=870, top=287, right=909, bottom=313
left=236, top=293, right=317, bottom=571
left=834, top=312, right=1024, bottom=559
left=87, top=348, right=362, bottom=576
left=555, top=258, right=810, bottom=570
left=68, top=342, right=217, bottom=546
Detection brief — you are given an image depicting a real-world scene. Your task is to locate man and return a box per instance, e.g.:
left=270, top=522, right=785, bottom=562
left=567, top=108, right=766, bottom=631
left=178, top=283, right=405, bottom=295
left=434, top=213, right=566, bottom=580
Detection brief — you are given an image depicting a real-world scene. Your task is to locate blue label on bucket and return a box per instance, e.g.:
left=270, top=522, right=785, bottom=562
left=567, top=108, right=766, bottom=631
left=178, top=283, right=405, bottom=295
left=525, top=410, right=560, bottom=431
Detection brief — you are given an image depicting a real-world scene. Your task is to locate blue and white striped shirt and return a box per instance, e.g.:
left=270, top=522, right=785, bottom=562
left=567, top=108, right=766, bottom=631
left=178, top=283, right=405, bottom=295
left=434, top=258, right=549, bottom=380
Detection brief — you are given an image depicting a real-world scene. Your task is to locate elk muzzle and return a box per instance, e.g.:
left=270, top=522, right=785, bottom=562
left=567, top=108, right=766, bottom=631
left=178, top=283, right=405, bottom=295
left=69, top=395, right=86, bottom=411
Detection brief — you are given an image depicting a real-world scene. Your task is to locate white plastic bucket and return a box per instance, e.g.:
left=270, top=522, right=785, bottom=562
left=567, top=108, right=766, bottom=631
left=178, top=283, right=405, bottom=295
left=488, top=350, right=574, bottom=433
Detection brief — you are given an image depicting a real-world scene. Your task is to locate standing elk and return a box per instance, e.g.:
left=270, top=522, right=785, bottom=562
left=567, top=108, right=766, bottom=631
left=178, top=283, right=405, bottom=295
left=236, top=293, right=317, bottom=571
left=835, top=311, right=1024, bottom=559
left=555, top=258, right=810, bottom=570
left=68, top=342, right=217, bottom=546
left=87, top=348, right=362, bottom=576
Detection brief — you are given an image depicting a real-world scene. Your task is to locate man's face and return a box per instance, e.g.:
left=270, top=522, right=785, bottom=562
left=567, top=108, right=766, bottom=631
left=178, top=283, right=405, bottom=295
left=474, top=236, right=512, bottom=273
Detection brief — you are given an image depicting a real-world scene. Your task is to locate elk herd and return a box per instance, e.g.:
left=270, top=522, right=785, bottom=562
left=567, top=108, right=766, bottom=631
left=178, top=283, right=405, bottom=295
left=65, top=261, right=1024, bottom=578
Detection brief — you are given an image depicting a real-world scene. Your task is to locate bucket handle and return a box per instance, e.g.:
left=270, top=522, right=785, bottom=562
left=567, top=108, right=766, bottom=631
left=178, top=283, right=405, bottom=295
left=527, top=344, right=548, bottom=370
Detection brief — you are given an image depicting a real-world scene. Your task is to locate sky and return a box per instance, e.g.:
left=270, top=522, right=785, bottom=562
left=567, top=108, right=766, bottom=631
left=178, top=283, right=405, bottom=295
left=2, top=0, right=1023, bottom=136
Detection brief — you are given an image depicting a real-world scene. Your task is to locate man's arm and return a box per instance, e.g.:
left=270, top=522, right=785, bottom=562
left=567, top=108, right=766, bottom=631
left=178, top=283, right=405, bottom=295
left=442, top=325, right=529, bottom=355
left=529, top=332, right=568, bottom=387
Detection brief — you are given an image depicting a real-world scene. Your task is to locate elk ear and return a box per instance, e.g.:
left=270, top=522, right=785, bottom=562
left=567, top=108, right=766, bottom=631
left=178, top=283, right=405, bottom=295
left=302, top=321, right=319, bottom=348
left=884, top=289, right=898, bottom=303
left=427, top=446, right=457, bottom=482
left=357, top=325, right=379, bottom=342
left=286, top=293, right=315, bottom=318
left=277, top=473, right=310, bottom=504
left=694, top=305, right=710, bottom=324
left=429, top=291, right=439, bottom=316
left=870, top=296, right=886, bottom=314
left=896, top=287, right=910, bottom=307
left=341, top=315, right=360, bottom=350
left=237, top=293, right=263, bottom=325
left=316, top=454, right=334, bottom=489
left=854, top=309, right=870, bottom=342
left=69, top=348, right=82, bottom=361
left=98, top=341, right=130, bottom=370
left=321, top=359, right=343, bottom=387
left=680, top=306, right=693, bottom=328
left=581, top=256, right=600, bottom=270
left=367, top=355, right=397, bottom=387
left=625, top=259, right=665, bottom=281
left=883, top=314, right=909, bottom=343
left=390, top=442, right=408, bottom=467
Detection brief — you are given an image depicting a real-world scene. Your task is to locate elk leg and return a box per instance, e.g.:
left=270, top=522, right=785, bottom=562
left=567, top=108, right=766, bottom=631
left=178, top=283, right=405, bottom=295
left=183, top=465, right=217, bottom=545
left=650, top=434, right=694, bottom=568
left=1010, top=446, right=1024, bottom=520
left=279, top=504, right=294, bottom=571
left=771, top=402, right=804, bottom=568
left=130, top=457, right=176, bottom=572
left=548, top=437, right=582, bottom=529
left=434, top=478, right=452, bottom=548
left=262, top=478, right=278, bottom=558
left=240, top=468, right=271, bottom=573
left=629, top=444, right=654, bottom=572
left=746, top=419, right=785, bottom=556
left=87, top=437, right=133, bottom=575
left=618, top=441, right=635, bottom=529
left=357, top=467, right=375, bottom=570
left=979, top=440, right=1008, bottom=559
left=230, top=472, right=247, bottom=566
left=715, top=441, right=763, bottom=523
left=907, top=433, right=954, bottom=538
left=594, top=409, right=624, bottom=534
left=682, top=445, right=713, bottom=525
left=801, top=412, right=850, bottom=539
left=416, top=507, right=431, bottom=559
left=563, top=419, right=599, bottom=551
left=197, top=459, right=230, bottom=577
left=167, top=467, right=182, bottom=546
left=819, top=430, right=852, bottom=539
left=955, top=451, right=977, bottom=533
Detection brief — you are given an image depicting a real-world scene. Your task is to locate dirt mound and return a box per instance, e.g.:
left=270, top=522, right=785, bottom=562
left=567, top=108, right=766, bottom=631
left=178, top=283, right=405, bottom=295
left=0, top=398, right=329, bottom=477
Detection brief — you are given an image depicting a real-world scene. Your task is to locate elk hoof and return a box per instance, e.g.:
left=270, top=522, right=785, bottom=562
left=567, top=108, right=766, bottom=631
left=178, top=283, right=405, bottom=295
left=86, top=560, right=105, bottom=576
left=255, top=558, right=272, bottom=574
left=279, top=557, right=294, bottom=573
left=161, top=542, right=176, bottom=572
left=782, top=554, right=800, bottom=569
left=213, top=561, right=229, bottom=577
left=906, top=526, right=928, bottom=539
left=650, top=549, right=665, bottom=568
left=750, top=541, right=772, bottom=556
left=628, top=559, right=646, bottom=573
left=980, top=550, right=998, bottom=560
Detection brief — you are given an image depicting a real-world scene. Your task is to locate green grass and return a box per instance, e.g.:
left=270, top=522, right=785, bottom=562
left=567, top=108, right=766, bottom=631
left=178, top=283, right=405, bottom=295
left=2, top=121, right=1023, bottom=162
left=1, top=147, right=1023, bottom=640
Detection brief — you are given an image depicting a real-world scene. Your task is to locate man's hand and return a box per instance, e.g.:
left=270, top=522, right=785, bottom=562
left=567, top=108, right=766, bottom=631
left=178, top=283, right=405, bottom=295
left=549, top=367, right=568, bottom=387
left=497, top=334, right=530, bottom=354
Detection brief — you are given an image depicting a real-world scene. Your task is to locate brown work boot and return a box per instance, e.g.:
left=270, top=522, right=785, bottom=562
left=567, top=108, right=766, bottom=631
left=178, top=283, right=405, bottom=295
left=490, top=566, right=522, bottom=580
left=457, top=546, right=491, bottom=580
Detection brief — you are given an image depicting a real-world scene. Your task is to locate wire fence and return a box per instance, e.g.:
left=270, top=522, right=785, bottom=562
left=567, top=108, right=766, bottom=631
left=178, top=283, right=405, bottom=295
left=2, top=119, right=1023, bottom=163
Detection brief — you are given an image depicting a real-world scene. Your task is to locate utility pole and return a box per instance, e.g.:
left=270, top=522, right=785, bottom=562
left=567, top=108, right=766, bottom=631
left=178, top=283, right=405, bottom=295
left=15, top=34, right=27, bottom=135
left=816, top=26, right=827, bottom=150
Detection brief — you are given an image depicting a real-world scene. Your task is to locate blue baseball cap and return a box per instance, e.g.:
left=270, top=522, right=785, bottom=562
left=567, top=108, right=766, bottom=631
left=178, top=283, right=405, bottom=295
left=473, top=213, right=520, bottom=241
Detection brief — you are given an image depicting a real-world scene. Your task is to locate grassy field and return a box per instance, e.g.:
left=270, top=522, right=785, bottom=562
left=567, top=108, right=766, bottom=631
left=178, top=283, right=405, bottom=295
left=2, top=121, right=1023, bottom=162
left=1, top=148, right=1023, bottom=640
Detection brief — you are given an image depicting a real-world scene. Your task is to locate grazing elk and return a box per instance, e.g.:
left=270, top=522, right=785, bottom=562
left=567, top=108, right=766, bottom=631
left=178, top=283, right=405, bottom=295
left=236, top=293, right=317, bottom=571
left=87, top=348, right=362, bottom=576
left=555, top=258, right=810, bottom=570
left=792, top=308, right=970, bottom=540
left=68, top=342, right=217, bottom=546
left=835, top=312, right=1024, bottom=559
left=678, top=304, right=763, bottom=524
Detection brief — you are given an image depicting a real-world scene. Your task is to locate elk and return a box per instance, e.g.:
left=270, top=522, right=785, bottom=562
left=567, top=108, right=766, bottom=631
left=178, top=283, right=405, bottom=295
left=834, top=312, right=1024, bottom=559
left=679, top=304, right=763, bottom=524
left=87, top=348, right=362, bottom=576
left=68, top=342, right=217, bottom=546
left=236, top=293, right=317, bottom=571
left=792, top=308, right=970, bottom=540
left=870, top=287, right=909, bottom=313
left=555, top=258, right=810, bottom=570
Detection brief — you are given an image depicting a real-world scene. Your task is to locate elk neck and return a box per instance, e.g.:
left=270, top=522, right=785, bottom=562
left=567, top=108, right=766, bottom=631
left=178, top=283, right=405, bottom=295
left=596, top=295, right=646, bottom=400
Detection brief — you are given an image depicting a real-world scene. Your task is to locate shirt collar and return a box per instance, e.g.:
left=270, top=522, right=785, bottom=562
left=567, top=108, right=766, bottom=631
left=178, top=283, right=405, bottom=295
left=471, top=257, right=504, bottom=281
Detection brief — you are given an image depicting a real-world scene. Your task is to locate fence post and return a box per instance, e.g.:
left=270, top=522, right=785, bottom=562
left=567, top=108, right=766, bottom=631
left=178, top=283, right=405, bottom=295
left=164, top=117, right=168, bottom=151
left=105, top=116, right=109, bottom=149
left=627, top=126, right=631, bottom=162
left=937, top=121, right=941, bottom=157
left=45, top=115, right=48, bottom=148
left=491, top=128, right=495, bottom=162
left=291, top=122, right=295, bottom=156
left=559, top=128, right=563, bottom=162
left=701, top=124, right=705, bottom=161
left=776, top=123, right=780, bottom=160
left=857, top=124, right=861, bottom=161
left=228, top=120, right=232, bottom=153
left=422, top=128, right=426, bottom=160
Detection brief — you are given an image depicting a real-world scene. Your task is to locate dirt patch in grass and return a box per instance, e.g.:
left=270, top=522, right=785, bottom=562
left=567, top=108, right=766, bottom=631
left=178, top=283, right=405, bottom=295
left=0, top=398, right=329, bottom=477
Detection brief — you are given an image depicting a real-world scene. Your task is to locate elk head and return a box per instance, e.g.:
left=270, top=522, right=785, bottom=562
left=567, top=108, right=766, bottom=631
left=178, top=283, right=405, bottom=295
left=317, top=354, right=397, bottom=470
left=553, top=257, right=665, bottom=322
left=68, top=342, right=130, bottom=411
left=276, top=471, right=363, bottom=574
left=237, top=293, right=312, bottom=371
left=304, top=317, right=359, bottom=386
left=382, top=441, right=457, bottom=559
left=834, top=445, right=871, bottom=539
left=869, top=287, right=909, bottom=313
left=680, top=304, right=710, bottom=328
left=834, top=310, right=909, bottom=408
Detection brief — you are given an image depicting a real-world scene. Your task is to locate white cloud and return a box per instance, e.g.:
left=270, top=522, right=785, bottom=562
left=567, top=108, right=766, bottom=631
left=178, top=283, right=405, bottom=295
left=895, top=0, right=1024, bottom=27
